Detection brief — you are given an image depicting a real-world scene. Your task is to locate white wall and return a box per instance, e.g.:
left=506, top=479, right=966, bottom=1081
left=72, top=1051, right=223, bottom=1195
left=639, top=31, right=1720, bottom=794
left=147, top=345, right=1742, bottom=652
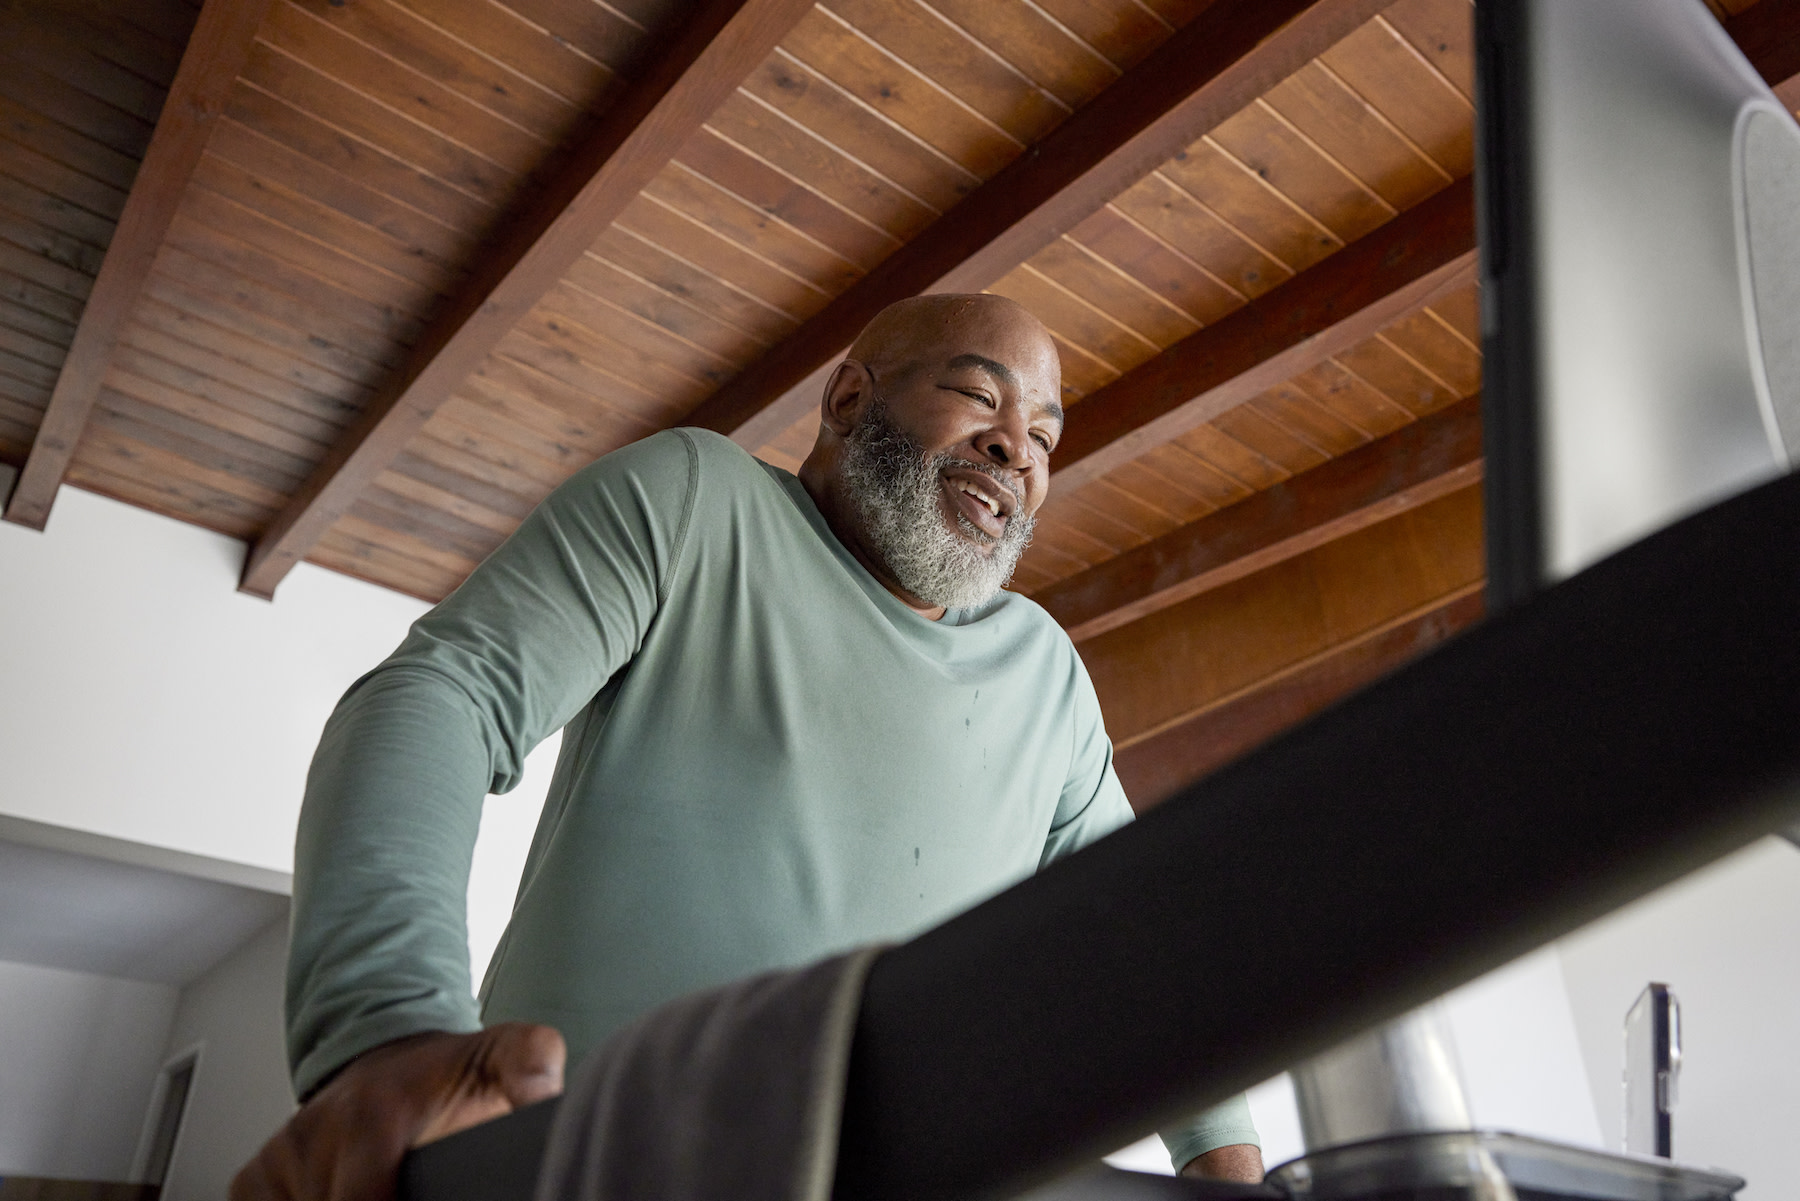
left=157, top=918, right=295, bottom=1201
left=0, top=488, right=431, bottom=873
left=1443, top=947, right=1604, bottom=1146
left=1558, top=837, right=1800, bottom=1200
left=0, top=959, right=176, bottom=1179
left=1, top=485, right=559, bottom=967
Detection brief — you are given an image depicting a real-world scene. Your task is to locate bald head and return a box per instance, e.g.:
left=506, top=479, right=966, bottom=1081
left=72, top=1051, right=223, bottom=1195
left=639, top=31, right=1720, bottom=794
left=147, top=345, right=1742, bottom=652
left=844, top=294, right=1058, bottom=392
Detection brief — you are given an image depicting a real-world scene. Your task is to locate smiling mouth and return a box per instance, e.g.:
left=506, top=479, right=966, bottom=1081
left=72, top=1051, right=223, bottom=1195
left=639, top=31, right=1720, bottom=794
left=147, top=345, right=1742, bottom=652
left=953, top=479, right=1003, bottom=517
left=941, top=470, right=1019, bottom=545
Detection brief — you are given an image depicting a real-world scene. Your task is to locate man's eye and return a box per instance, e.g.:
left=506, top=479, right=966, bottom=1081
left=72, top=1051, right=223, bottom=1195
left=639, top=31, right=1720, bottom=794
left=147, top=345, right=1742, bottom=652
left=1032, top=432, right=1053, bottom=451
left=959, top=389, right=996, bottom=407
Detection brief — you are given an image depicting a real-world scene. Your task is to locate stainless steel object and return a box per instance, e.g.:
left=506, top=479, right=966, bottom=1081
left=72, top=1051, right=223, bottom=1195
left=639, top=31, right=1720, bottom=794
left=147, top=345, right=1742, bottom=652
left=1289, top=1004, right=1473, bottom=1152
left=1267, top=1131, right=1743, bottom=1201
left=1479, top=0, right=1800, bottom=600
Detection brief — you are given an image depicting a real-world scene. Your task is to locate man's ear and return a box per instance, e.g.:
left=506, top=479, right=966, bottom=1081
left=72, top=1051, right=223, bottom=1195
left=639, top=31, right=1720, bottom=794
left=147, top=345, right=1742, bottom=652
left=821, top=360, right=873, bottom=436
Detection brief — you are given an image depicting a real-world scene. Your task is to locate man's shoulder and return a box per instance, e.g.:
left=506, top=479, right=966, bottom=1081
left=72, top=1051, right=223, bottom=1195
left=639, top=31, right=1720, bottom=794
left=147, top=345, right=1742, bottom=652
left=976, top=590, right=1082, bottom=663
left=564, top=428, right=773, bottom=496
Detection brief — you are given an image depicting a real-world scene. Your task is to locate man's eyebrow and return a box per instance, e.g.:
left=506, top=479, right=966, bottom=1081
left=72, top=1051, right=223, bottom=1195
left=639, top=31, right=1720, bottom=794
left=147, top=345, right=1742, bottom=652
left=944, top=353, right=1062, bottom=425
left=945, top=353, right=1017, bottom=384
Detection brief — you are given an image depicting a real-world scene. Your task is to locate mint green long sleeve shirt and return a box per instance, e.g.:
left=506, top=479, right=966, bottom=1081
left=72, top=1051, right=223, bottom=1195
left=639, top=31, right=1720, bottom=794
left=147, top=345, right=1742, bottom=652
left=288, top=428, right=1257, bottom=1166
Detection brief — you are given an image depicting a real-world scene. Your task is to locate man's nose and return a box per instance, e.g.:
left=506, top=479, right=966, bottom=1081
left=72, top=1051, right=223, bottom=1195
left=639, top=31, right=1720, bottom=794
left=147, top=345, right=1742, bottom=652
left=977, top=412, right=1032, bottom=470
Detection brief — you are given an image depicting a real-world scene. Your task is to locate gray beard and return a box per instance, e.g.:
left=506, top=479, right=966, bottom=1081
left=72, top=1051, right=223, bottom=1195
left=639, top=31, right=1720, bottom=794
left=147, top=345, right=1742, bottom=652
left=838, top=399, right=1036, bottom=610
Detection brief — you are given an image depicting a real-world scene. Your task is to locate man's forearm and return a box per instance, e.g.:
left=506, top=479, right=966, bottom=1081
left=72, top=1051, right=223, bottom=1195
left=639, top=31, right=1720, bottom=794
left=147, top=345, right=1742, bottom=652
left=1180, top=1143, right=1265, bottom=1183
left=288, top=666, right=497, bottom=1097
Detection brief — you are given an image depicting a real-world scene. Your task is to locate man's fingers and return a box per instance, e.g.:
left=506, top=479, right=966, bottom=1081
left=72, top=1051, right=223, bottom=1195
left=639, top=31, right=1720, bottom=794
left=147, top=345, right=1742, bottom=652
left=413, top=1023, right=567, bottom=1145
left=489, top=1021, right=567, bottom=1106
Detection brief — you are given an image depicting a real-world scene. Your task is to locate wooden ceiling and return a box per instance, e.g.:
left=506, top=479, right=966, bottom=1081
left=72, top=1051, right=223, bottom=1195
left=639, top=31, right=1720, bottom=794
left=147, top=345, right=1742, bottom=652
left=3, top=0, right=1794, bottom=803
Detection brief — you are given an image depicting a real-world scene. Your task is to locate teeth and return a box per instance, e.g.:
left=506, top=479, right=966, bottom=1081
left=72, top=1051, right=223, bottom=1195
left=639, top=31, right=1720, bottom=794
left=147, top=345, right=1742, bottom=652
left=957, top=482, right=1000, bottom=516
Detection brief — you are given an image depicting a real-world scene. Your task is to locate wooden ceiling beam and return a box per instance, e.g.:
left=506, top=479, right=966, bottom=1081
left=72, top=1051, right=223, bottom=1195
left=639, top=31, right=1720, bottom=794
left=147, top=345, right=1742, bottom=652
left=1726, top=0, right=1800, bottom=103
left=1050, top=176, right=1477, bottom=494
left=680, top=0, right=1402, bottom=451
left=236, top=0, right=818, bottom=600
left=1039, top=394, right=1483, bottom=642
left=1, top=0, right=273, bottom=531
left=1113, top=587, right=1485, bottom=810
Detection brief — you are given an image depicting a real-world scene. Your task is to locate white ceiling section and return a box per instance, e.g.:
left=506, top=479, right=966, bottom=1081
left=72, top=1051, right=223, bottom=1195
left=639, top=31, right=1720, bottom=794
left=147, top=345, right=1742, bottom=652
left=0, top=816, right=287, bottom=986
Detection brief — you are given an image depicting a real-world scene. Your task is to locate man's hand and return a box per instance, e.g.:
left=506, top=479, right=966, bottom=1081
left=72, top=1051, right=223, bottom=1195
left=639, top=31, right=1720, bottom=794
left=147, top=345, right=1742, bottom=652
left=1179, top=1143, right=1265, bottom=1184
left=231, top=1022, right=566, bottom=1201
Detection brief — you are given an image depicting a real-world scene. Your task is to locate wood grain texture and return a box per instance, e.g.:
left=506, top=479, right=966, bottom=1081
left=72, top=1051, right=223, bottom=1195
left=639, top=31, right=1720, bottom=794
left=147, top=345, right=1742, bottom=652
left=1726, top=0, right=1800, bottom=92
left=1049, top=174, right=1475, bottom=492
left=1113, top=586, right=1484, bottom=808
left=238, top=0, right=819, bottom=599
left=4, top=0, right=272, bottom=530
left=682, top=0, right=1403, bottom=451
left=1081, top=482, right=1484, bottom=743
left=1037, top=393, right=1481, bottom=640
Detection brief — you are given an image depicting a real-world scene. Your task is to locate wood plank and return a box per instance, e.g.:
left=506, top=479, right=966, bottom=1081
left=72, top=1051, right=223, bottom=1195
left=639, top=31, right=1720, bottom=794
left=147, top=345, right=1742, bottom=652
left=1033, top=0, right=1177, bottom=71
left=639, top=164, right=862, bottom=293
left=204, top=117, right=472, bottom=269
left=589, top=225, right=800, bottom=345
left=1082, top=483, right=1483, bottom=740
left=223, top=82, right=493, bottom=232
left=1049, top=174, right=1475, bottom=492
left=106, top=354, right=332, bottom=462
left=0, top=54, right=157, bottom=167
left=8, top=0, right=189, bottom=87
left=1108, top=170, right=1289, bottom=301
left=1726, top=0, right=1800, bottom=94
left=310, top=523, right=464, bottom=601
left=379, top=0, right=615, bottom=107
left=1381, top=0, right=1475, bottom=102
left=0, top=15, right=172, bottom=123
left=1065, top=204, right=1243, bottom=325
left=562, top=248, right=778, bottom=362
left=1038, top=393, right=1480, bottom=639
left=820, top=0, right=1070, bottom=145
left=0, top=206, right=106, bottom=279
left=109, top=338, right=341, bottom=446
left=66, top=443, right=271, bottom=539
left=1209, top=99, right=1395, bottom=242
left=282, top=0, right=580, bottom=136
left=1113, top=586, right=1483, bottom=808
left=915, top=0, right=1120, bottom=112
left=258, top=0, right=548, bottom=174
left=186, top=151, right=462, bottom=293
left=0, top=135, right=131, bottom=234
left=162, top=208, right=426, bottom=347
left=1260, top=62, right=1452, bottom=211
left=673, top=125, right=900, bottom=270
left=0, top=271, right=82, bottom=337
left=240, top=0, right=820, bottom=598
left=703, top=90, right=940, bottom=240
left=122, top=299, right=369, bottom=424
left=782, top=5, right=1024, bottom=179
left=1318, top=14, right=1474, bottom=177
left=237, top=40, right=518, bottom=209
left=738, top=51, right=977, bottom=213
left=5, top=0, right=274, bottom=530
left=686, top=0, right=1399, bottom=450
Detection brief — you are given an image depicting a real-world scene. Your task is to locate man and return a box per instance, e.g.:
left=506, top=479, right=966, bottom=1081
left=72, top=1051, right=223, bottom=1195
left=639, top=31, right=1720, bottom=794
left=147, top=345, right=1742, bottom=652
left=234, top=294, right=1261, bottom=1199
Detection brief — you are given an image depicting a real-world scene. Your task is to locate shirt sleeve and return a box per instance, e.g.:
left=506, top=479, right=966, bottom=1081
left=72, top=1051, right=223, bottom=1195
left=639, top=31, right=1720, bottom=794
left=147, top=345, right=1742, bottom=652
left=1039, top=642, right=1134, bottom=868
left=1039, top=636, right=1261, bottom=1171
left=286, top=430, right=701, bottom=1098
left=1159, top=1092, right=1263, bottom=1172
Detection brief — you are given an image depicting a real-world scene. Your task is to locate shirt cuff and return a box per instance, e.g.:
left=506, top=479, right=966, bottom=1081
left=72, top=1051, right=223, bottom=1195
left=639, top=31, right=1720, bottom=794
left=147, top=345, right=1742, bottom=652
left=1158, top=1091, right=1261, bottom=1173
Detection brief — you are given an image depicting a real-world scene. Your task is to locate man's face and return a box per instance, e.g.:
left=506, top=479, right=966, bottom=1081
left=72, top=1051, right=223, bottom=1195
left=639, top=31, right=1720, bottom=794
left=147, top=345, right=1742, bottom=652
left=833, top=303, right=1064, bottom=609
